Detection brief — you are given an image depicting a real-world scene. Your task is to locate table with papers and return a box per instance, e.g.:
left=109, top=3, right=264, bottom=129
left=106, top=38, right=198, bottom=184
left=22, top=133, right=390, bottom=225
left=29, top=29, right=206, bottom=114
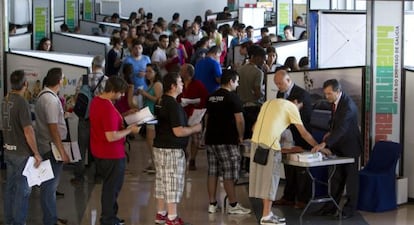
left=283, top=157, right=355, bottom=223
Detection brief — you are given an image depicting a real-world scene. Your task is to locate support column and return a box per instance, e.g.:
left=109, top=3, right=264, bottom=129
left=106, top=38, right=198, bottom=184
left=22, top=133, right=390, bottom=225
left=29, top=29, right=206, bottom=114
left=1, top=0, right=7, bottom=96
left=0, top=0, right=6, bottom=169
left=366, top=1, right=403, bottom=159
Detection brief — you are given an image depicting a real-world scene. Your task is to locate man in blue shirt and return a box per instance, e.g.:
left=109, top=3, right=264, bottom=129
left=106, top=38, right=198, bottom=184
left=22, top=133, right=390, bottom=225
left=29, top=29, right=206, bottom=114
left=194, top=46, right=222, bottom=94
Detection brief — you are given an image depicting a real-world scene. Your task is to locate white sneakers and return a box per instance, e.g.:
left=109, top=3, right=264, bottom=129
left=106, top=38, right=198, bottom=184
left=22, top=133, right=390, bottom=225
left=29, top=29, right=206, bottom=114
left=227, top=203, right=251, bottom=215
left=260, top=212, right=286, bottom=225
left=208, top=204, right=220, bottom=213
left=209, top=202, right=251, bottom=215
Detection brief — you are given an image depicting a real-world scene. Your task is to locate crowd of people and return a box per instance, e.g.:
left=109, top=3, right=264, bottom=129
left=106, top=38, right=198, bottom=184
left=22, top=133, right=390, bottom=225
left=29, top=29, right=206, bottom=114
left=2, top=6, right=362, bottom=225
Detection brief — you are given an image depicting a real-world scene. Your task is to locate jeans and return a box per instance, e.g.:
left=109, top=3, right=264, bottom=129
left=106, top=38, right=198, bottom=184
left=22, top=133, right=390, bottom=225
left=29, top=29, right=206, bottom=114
left=95, top=158, right=125, bottom=225
left=3, top=153, right=31, bottom=225
left=40, top=151, right=63, bottom=225
left=74, top=118, right=90, bottom=180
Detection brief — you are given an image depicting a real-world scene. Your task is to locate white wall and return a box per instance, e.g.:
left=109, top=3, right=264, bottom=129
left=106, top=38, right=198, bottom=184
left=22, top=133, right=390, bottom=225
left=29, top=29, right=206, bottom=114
left=119, top=0, right=227, bottom=22
left=9, top=0, right=32, bottom=24
left=54, top=0, right=64, bottom=17
left=404, top=70, right=414, bottom=198
left=405, top=13, right=414, bottom=67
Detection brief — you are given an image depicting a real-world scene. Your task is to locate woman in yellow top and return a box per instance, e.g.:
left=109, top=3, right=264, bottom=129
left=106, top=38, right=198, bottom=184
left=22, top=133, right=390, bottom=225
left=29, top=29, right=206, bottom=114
left=249, top=98, right=319, bottom=225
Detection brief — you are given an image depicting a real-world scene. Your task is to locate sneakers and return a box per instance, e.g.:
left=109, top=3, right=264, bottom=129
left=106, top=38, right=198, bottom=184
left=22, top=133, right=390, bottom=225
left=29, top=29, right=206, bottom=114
left=227, top=203, right=251, bottom=215
left=260, top=212, right=286, bottom=225
left=117, top=218, right=125, bottom=225
left=260, top=215, right=286, bottom=225
left=166, top=217, right=184, bottom=225
left=273, top=215, right=285, bottom=222
left=208, top=204, right=221, bottom=213
left=155, top=213, right=167, bottom=224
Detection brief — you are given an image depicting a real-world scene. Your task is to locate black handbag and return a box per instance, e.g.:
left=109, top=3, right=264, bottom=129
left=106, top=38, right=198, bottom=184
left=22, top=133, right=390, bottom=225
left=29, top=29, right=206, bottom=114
left=253, top=145, right=270, bottom=165
left=253, top=101, right=277, bottom=166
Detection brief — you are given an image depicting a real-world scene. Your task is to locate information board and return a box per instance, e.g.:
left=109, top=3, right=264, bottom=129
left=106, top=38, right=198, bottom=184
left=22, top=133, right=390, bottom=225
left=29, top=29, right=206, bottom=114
left=33, top=0, right=50, bottom=49
left=277, top=0, right=292, bottom=37
left=371, top=1, right=403, bottom=142
left=83, top=0, right=95, bottom=21
left=65, top=0, right=79, bottom=30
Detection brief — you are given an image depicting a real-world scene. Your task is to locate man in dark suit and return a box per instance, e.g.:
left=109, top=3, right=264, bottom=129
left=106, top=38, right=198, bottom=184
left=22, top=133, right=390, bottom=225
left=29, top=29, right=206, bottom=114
left=273, top=69, right=312, bottom=209
left=313, top=79, right=362, bottom=219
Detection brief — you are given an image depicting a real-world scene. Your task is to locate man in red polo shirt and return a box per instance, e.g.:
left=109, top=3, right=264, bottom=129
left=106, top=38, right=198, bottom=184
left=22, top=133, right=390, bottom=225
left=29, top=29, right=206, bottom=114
left=89, top=76, right=140, bottom=225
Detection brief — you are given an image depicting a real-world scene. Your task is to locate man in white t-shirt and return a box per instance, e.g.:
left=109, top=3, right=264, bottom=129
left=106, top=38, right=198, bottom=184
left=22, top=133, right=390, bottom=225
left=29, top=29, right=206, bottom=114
left=151, top=34, right=169, bottom=75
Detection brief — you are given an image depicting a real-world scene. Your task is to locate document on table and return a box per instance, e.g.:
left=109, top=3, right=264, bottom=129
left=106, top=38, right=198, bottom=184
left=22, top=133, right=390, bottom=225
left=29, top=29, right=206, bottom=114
left=22, top=157, right=55, bottom=187
left=188, top=108, right=206, bottom=126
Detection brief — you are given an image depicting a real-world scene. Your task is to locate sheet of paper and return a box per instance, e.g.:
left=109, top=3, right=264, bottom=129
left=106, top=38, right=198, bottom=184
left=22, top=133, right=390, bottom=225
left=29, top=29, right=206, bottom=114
left=124, top=106, right=155, bottom=125
left=187, top=108, right=206, bottom=126
left=181, top=98, right=200, bottom=107
left=51, top=143, right=62, bottom=161
left=22, top=157, right=55, bottom=187
left=70, top=142, right=82, bottom=162
left=51, top=142, right=82, bottom=162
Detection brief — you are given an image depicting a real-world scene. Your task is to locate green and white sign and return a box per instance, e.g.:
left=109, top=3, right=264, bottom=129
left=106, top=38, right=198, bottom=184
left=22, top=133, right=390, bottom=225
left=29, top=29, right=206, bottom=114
left=277, top=0, right=292, bottom=37
left=65, top=0, right=79, bottom=30
left=83, top=0, right=95, bottom=21
left=372, top=1, right=403, bottom=142
left=33, top=0, right=50, bottom=48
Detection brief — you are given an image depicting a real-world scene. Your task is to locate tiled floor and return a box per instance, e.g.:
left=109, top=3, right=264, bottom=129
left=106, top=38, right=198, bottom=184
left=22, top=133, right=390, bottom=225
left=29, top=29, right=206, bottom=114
left=1, top=136, right=413, bottom=225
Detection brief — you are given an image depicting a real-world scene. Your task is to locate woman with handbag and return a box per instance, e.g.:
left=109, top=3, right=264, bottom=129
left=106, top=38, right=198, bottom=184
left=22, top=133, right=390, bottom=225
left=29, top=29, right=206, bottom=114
left=249, top=98, right=319, bottom=225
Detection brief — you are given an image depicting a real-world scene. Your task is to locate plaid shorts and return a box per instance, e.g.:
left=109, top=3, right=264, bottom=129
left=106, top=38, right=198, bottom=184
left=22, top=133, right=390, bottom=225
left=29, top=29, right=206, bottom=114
left=153, top=147, right=186, bottom=203
left=206, top=145, right=241, bottom=180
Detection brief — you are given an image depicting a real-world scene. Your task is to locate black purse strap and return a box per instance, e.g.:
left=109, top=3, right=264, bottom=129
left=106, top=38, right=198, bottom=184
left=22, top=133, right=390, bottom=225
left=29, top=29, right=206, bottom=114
left=257, top=99, right=278, bottom=149
left=91, top=74, right=105, bottom=93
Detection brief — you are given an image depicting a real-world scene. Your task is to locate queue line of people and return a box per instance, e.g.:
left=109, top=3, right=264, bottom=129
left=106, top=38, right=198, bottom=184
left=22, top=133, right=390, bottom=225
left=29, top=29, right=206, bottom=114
left=2, top=6, right=364, bottom=225
left=2, top=63, right=361, bottom=225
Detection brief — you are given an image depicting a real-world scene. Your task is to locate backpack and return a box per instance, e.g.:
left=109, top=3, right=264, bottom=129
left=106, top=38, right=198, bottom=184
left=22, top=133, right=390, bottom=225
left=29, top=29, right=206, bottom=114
left=73, top=74, right=104, bottom=119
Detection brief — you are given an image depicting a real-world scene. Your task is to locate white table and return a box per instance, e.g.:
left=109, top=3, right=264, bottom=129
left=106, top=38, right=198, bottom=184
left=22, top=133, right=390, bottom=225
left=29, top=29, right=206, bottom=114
left=283, top=157, right=355, bottom=224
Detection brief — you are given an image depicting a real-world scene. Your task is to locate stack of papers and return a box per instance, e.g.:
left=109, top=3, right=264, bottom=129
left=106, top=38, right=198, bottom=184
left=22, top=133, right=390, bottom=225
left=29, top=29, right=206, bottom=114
left=288, top=152, right=323, bottom=163
left=298, top=152, right=323, bottom=162
left=22, top=157, right=54, bottom=187
left=124, top=107, right=156, bottom=125
left=181, top=98, right=200, bottom=107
